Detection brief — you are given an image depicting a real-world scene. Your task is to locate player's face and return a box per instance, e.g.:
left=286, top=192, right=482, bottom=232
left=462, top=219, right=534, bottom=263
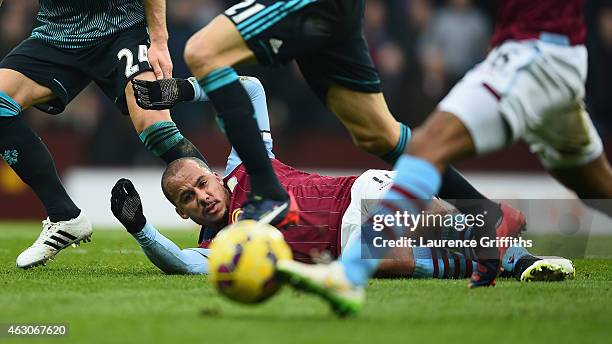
left=166, top=162, right=230, bottom=228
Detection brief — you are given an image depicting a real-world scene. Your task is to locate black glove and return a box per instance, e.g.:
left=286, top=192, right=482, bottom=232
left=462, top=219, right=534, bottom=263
left=111, top=178, right=146, bottom=233
left=131, top=78, right=194, bottom=110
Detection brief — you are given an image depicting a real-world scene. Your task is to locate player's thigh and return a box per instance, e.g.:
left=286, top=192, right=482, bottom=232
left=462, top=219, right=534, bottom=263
left=125, top=71, right=172, bottom=132
left=435, top=64, right=513, bottom=159
left=184, top=15, right=255, bottom=76
left=526, top=102, right=604, bottom=171
left=549, top=153, right=612, bottom=199
left=421, top=43, right=557, bottom=168
left=517, top=44, right=602, bottom=176
left=297, top=34, right=395, bottom=153
left=0, top=69, right=54, bottom=109
left=339, top=169, right=395, bottom=250
left=191, top=0, right=340, bottom=76
left=436, top=40, right=585, bottom=162
left=0, top=39, right=88, bottom=114
left=447, top=40, right=592, bottom=169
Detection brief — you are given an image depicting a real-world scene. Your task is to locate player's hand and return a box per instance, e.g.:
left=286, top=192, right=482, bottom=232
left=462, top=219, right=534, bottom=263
left=111, top=178, right=147, bottom=233
left=132, top=78, right=193, bottom=110
left=148, top=41, right=173, bottom=80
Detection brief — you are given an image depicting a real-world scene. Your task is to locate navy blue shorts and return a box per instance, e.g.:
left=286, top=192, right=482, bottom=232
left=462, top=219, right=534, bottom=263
left=0, top=24, right=152, bottom=115
left=224, top=0, right=381, bottom=101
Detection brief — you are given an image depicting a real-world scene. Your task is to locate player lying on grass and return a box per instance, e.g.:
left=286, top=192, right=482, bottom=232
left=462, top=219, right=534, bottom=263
left=111, top=77, right=574, bottom=282
left=110, top=166, right=574, bottom=282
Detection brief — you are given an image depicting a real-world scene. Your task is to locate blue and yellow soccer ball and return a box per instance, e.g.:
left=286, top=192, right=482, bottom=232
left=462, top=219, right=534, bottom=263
left=208, top=220, right=293, bottom=304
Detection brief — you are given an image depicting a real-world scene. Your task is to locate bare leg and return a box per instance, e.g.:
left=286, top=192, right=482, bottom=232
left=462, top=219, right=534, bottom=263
left=183, top=15, right=255, bottom=79
left=326, top=83, right=400, bottom=157
left=550, top=154, right=612, bottom=215
left=125, top=71, right=174, bottom=133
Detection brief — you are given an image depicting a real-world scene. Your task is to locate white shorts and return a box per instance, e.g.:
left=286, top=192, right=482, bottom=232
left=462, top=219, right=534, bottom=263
left=438, top=38, right=603, bottom=169
left=339, top=169, right=395, bottom=254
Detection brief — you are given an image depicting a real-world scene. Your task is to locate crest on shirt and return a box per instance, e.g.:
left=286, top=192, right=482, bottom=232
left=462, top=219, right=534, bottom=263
left=231, top=208, right=243, bottom=224
left=227, top=176, right=238, bottom=192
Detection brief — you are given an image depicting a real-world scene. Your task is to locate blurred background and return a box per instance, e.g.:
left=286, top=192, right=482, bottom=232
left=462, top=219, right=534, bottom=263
left=1, top=0, right=612, bottom=225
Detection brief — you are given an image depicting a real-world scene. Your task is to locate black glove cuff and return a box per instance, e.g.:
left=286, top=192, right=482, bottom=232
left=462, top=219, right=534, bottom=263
left=125, top=216, right=147, bottom=234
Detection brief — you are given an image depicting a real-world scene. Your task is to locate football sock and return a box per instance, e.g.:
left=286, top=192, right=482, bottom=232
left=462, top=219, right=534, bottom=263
left=180, top=76, right=264, bottom=104
left=501, top=246, right=531, bottom=274
left=132, top=222, right=210, bottom=274
left=341, top=155, right=441, bottom=286
left=438, top=166, right=502, bottom=262
left=438, top=166, right=503, bottom=225
left=381, top=123, right=410, bottom=164
left=139, top=121, right=208, bottom=166
left=512, top=255, right=542, bottom=279
left=0, top=91, right=20, bottom=117
left=439, top=215, right=476, bottom=259
left=412, top=247, right=475, bottom=279
left=198, top=67, right=286, bottom=200
left=0, top=112, right=80, bottom=222
left=187, top=77, right=206, bottom=102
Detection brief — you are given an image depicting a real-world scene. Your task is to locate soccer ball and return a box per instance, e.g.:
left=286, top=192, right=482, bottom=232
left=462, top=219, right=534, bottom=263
left=208, top=220, right=293, bottom=304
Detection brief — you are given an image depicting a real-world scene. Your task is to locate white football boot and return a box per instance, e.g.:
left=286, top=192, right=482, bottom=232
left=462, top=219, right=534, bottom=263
left=538, top=256, right=576, bottom=279
left=276, top=260, right=364, bottom=317
left=16, top=211, right=92, bottom=269
left=520, top=256, right=575, bottom=282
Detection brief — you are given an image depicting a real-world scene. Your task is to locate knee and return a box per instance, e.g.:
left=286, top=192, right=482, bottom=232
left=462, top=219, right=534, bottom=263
left=184, top=36, right=219, bottom=75
left=183, top=35, right=203, bottom=68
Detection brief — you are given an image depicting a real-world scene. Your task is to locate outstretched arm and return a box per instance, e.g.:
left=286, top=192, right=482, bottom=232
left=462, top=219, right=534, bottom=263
left=110, top=178, right=209, bottom=275
left=220, top=77, right=274, bottom=175
left=132, top=222, right=210, bottom=275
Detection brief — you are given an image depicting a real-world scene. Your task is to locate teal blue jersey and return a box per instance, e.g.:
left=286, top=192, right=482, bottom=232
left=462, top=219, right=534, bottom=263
left=31, top=0, right=146, bottom=49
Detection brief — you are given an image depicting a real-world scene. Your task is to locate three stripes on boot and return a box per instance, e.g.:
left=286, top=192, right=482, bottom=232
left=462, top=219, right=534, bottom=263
left=43, top=230, right=77, bottom=250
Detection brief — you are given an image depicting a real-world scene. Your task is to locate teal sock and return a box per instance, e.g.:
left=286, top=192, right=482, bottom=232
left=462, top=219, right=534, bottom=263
left=341, top=155, right=441, bottom=286
left=381, top=123, right=411, bottom=164
left=139, top=121, right=184, bottom=157
left=0, top=91, right=20, bottom=117
left=139, top=121, right=208, bottom=165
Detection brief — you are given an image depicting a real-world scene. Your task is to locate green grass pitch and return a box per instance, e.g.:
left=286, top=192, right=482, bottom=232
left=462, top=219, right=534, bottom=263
left=1, top=224, right=612, bottom=343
